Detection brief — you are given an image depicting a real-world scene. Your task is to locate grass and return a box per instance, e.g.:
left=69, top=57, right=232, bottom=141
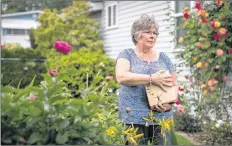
left=175, top=133, right=194, bottom=145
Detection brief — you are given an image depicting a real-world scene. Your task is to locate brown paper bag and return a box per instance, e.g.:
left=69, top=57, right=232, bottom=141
left=145, top=70, right=178, bottom=110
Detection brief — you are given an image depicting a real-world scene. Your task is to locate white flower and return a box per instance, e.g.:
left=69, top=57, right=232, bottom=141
left=116, top=89, right=119, bottom=95
left=217, top=120, right=224, bottom=125
left=52, top=77, right=56, bottom=83
left=215, top=123, right=220, bottom=128
left=108, top=88, right=113, bottom=93
left=203, top=121, right=206, bottom=124
left=99, top=62, right=105, bottom=67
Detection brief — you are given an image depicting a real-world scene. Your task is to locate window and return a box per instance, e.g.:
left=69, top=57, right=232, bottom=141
left=3, top=29, right=29, bottom=36
left=106, top=3, right=118, bottom=29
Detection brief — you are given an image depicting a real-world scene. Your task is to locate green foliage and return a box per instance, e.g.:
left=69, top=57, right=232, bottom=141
left=199, top=121, right=232, bottom=145
left=1, top=71, right=121, bottom=145
left=34, top=1, right=103, bottom=55
left=1, top=47, right=46, bottom=88
left=29, top=28, right=38, bottom=49
left=46, top=48, right=119, bottom=98
left=173, top=112, right=201, bottom=133
left=169, top=1, right=232, bottom=144
left=1, top=0, right=74, bottom=14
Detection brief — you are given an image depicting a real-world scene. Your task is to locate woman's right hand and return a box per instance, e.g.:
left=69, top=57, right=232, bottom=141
left=151, top=73, right=173, bottom=92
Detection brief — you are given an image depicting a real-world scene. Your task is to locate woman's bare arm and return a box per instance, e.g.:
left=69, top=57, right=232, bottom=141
left=115, top=58, right=150, bottom=85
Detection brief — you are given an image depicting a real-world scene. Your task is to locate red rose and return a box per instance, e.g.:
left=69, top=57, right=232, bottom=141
left=53, top=41, right=72, bottom=54
left=48, top=69, right=59, bottom=76
left=229, top=48, right=232, bottom=54
left=179, top=86, right=184, bottom=91
left=195, top=1, right=201, bottom=10
left=214, top=33, right=221, bottom=41
left=222, top=76, right=229, bottom=82
left=210, top=21, right=215, bottom=28
left=175, top=100, right=181, bottom=105
left=183, top=12, right=190, bottom=19
left=202, top=19, right=208, bottom=23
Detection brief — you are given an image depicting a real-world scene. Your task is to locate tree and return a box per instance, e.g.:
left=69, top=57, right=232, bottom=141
left=1, top=0, right=73, bottom=14
left=33, top=1, right=103, bottom=55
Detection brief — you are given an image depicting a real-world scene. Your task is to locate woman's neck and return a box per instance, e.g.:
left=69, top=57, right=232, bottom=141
left=135, top=46, right=153, bottom=55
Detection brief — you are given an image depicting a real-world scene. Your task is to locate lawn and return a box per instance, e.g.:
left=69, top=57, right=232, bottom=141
left=176, top=133, right=194, bottom=145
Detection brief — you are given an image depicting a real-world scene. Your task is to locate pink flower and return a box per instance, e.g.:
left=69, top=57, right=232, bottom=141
left=222, top=76, right=229, bottom=82
left=178, top=107, right=185, bottom=113
left=216, top=49, right=224, bottom=56
left=195, top=1, right=201, bottom=10
left=197, top=42, right=202, bottom=49
left=53, top=41, right=72, bottom=54
left=208, top=87, right=213, bottom=93
left=208, top=79, right=218, bottom=86
left=215, top=65, right=220, bottom=70
left=179, top=86, right=184, bottom=91
left=211, top=21, right=215, bottom=28
left=28, top=94, right=37, bottom=100
left=202, top=19, right=208, bottom=23
left=48, top=69, right=59, bottom=76
left=184, top=75, right=189, bottom=79
left=175, top=100, right=181, bottom=105
left=183, top=12, right=190, bottom=19
left=214, top=33, right=221, bottom=41
left=0, top=45, right=4, bottom=49
left=229, top=48, right=232, bottom=55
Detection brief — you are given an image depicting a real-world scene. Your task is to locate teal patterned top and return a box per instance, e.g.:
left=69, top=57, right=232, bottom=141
left=116, top=48, right=176, bottom=125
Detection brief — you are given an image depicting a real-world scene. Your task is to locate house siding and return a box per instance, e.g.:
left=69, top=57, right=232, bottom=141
left=100, top=1, right=178, bottom=65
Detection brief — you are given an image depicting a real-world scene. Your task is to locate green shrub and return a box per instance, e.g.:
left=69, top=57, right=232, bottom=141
left=173, top=111, right=201, bottom=133
left=46, top=48, right=119, bottom=98
left=34, top=1, right=103, bottom=55
left=1, top=47, right=46, bottom=88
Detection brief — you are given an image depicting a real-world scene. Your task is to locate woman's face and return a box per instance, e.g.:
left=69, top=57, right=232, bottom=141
left=137, top=26, right=158, bottom=49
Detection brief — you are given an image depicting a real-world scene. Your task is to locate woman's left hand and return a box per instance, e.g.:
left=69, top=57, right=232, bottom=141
left=162, top=103, right=172, bottom=111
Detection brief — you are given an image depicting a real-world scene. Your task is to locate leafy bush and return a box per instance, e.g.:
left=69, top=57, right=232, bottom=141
left=199, top=121, right=232, bottom=145
left=34, top=1, right=103, bottom=55
left=1, top=47, right=46, bottom=88
left=46, top=48, right=119, bottom=98
left=173, top=111, right=201, bottom=133
left=1, top=72, right=122, bottom=145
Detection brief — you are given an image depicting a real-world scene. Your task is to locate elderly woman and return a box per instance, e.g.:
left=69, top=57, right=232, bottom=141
left=115, top=14, right=179, bottom=145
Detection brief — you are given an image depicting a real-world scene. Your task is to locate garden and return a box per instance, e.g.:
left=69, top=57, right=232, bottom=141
left=1, top=0, right=232, bottom=145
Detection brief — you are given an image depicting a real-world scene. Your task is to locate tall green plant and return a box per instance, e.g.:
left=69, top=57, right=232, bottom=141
left=34, top=1, right=103, bottom=55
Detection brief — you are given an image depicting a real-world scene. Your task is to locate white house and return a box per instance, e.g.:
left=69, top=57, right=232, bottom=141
left=89, top=1, right=197, bottom=81
left=1, top=10, right=42, bottom=48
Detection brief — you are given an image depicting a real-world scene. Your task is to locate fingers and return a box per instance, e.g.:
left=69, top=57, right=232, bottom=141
left=154, top=104, right=167, bottom=112
left=157, top=83, right=167, bottom=92
left=162, top=82, right=173, bottom=87
left=154, top=104, right=164, bottom=112
left=154, top=104, right=172, bottom=112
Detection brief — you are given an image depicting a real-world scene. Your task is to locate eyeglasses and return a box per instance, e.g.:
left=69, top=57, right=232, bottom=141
left=142, top=31, right=159, bottom=36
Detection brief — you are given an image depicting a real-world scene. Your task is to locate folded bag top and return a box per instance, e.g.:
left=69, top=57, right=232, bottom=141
left=145, top=70, right=178, bottom=110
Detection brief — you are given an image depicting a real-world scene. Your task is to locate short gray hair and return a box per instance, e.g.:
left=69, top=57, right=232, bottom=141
left=131, top=14, right=159, bottom=45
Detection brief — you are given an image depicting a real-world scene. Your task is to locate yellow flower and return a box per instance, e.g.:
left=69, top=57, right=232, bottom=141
left=128, top=137, right=137, bottom=145
left=215, top=21, right=221, bottom=28
left=183, top=7, right=189, bottom=11
left=193, top=57, right=198, bottom=62
left=178, top=37, right=184, bottom=43
left=106, top=127, right=117, bottom=137
left=61, top=116, right=65, bottom=120
left=196, top=62, right=203, bottom=68
left=97, top=113, right=103, bottom=120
